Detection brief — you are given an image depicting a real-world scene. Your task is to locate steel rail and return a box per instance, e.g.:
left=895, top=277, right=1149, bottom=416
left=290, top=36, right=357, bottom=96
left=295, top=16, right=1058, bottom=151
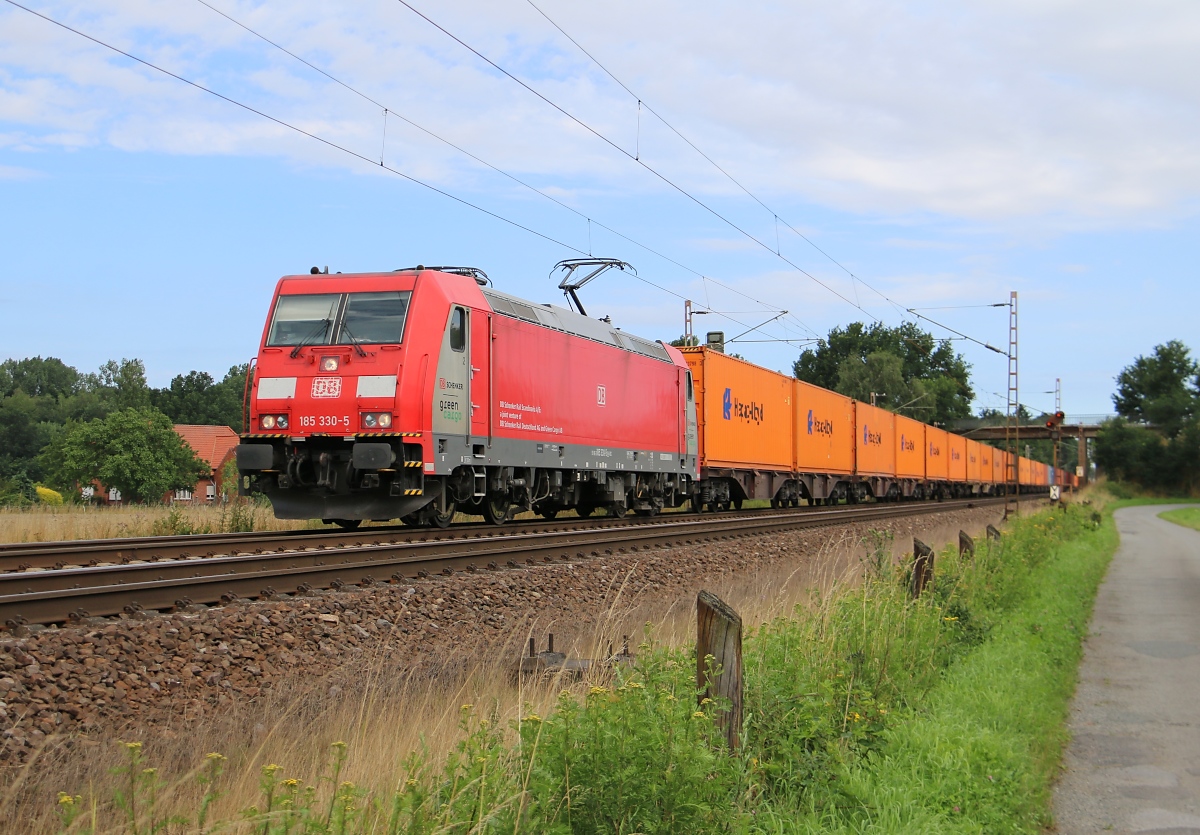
left=0, top=507, right=811, bottom=571
left=0, top=498, right=1010, bottom=628
left=0, top=498, right=997, bottom=573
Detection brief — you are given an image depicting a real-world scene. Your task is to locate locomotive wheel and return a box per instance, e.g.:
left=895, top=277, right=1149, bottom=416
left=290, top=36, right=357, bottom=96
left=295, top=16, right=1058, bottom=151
left=327, top=519, right=362, bottom=530
left=538, top=507, right=559, bottom=520
left=576, top=504, right=595, bottom=518
left=483, top=495, right=511, bottom=525
left=608, top=504, right=627, bottom=519
left=429, top=502, right=456, bottom=528
left=399, top=513, right=422, bottom=526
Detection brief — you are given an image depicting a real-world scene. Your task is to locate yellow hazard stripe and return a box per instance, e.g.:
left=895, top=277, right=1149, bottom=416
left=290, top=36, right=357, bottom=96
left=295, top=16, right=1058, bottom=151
left=404, top=461, right=422, bottom=468
left=403, top=488, right=423, bottom=495
left=240, top=433, right=289, bottom=439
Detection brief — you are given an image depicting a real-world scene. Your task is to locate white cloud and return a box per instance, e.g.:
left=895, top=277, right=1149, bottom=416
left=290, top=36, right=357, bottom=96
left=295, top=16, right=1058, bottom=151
left=0, top=163, right=41, bottom=179
left=1, top=0, right=1198, bottom=229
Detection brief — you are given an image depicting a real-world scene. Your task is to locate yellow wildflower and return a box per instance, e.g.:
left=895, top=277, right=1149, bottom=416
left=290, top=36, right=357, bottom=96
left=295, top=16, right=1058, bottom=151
left=57, top=793, right=75, bottom=806
left=526, top=714, right=542, bottom=723
left=692, top=711, right=705, bottom=719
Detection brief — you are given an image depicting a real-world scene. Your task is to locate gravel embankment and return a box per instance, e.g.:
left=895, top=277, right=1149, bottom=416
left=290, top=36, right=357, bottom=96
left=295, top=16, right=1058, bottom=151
left=0, top=505, right=1006, bottom=763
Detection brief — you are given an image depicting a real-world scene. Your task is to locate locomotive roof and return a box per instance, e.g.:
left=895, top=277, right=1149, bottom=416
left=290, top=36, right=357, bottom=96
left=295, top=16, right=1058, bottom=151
left=480, top=287, right=672, bottom=363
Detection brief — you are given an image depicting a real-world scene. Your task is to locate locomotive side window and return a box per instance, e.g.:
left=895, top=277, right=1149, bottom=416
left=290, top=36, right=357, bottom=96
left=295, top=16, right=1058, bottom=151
left=337, top=291, right=411, bottom=345
left=686, top=372, right=694, bottom=401
left=450, top=307, right=466, bottom=352
left=266, top=294, right=341, bottom=346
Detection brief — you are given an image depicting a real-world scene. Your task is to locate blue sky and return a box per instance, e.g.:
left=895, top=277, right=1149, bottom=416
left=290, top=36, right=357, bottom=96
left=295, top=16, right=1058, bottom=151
left=2, top=0, right=1198, bottom=416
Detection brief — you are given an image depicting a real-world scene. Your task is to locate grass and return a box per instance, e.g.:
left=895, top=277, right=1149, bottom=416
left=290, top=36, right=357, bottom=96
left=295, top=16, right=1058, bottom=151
left=0, top=502, right=316, bottom=544
left=1159, top=506, right=1200, bottom=531
left=16, top=500, right=1107, bottom=834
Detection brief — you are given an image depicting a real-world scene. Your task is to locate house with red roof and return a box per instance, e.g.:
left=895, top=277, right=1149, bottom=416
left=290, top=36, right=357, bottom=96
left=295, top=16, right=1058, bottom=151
left=172, top=425, right=240, bottom=502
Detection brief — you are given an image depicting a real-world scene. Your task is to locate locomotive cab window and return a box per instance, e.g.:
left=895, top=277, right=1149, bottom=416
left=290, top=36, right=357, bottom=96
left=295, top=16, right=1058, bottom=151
left=686, top=372, right=694, bottom=401
left=450, top=307, right=466, bottom=352
left=266, top=294, right=341, bottom=347
left=337, top=291, right=411, bottom=345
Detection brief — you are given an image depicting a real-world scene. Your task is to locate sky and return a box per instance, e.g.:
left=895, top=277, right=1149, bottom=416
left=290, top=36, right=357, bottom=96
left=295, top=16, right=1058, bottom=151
left=1, top=0, right=1197, bottom=417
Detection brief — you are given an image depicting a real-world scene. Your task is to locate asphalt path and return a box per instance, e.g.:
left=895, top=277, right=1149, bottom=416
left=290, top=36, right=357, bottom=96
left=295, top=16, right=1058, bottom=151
left=1053, top=504, right=1200, bottom=834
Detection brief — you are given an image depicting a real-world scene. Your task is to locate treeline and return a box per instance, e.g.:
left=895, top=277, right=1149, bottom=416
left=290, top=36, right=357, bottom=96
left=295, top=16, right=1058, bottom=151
left=0, top=356, right=247, bottom=503
left=1095, top=340, right=1200, bottom=494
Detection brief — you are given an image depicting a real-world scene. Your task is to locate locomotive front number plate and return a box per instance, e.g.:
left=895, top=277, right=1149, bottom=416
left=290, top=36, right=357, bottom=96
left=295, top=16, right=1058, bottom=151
left=311, top=377, right=343, bottom=399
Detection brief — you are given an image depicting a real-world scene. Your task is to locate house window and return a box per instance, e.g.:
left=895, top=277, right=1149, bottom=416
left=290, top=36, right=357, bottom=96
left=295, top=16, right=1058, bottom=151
left=81, top=486, right=94, bottom=499
left=174, top=488, right=193, bottom=502
left=108, top=487, right=122, bottom=502
left=206, top=483, right=217, bottom=500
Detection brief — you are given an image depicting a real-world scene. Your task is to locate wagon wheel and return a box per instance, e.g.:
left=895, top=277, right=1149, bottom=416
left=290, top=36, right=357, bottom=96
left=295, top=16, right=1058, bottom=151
left=328, top=519, right=361, bottom=530
left=732, top=497, right=743, bottom=511
left=400, top=513, right=423, bottom=526
left=538, top=506, right=559, bottom=520
left=575, top=504, right=595, bottom=518
left=428, top=502, right=456, bottom=528
left=608, top=504, right=627, bottom=519
left=482, top=494, right=511, bottom=526
left=770, top=497, right=780, bottom=509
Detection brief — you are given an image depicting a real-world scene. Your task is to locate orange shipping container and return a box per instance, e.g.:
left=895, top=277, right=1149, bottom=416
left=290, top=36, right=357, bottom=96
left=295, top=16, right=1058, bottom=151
left=682, top=348, right=794, bottom=472
left=978, top=442, right=993, bottom=484
left=793, top=380, right=855, bottom=475
left=926, top=426, right=950, bottom=481
left=948, top=433, right=968, bottom=483
left=964, top=436, right=984, bottom=482
left=854, top=402, right=896, bottom=477
left=895, top=415, right=926, bottom=479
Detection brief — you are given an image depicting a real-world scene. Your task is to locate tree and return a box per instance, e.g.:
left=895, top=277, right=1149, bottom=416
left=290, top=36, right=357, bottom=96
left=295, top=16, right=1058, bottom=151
left=152, top=364, right=249, bottom=429
left=0, top=356, right=80, bottom=399
left=834, top=352, right=929, bottom=418
left=1112, top=340, right=1199, bottom=436
left=47, top=408, right=208, bottom=503
left=1096, top=341, right=1200, bottom=494
left=794, top=322, right=974, bottom=425
left=84, top=358, right=152, bottom=411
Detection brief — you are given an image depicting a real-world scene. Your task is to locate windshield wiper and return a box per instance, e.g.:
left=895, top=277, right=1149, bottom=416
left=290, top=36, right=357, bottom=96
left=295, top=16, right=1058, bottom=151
left=339, top=323, right=370, bottom=358
left=289, top=319, right=331, bottom=358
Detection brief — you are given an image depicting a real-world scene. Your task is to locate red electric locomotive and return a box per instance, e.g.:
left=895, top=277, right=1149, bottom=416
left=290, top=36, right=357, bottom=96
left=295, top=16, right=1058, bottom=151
left=236, top=264, right=699, bottom=527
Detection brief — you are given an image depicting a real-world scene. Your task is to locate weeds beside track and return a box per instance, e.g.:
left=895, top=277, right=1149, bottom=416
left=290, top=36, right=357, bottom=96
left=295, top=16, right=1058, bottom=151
left=32, top=497, right=1112, bottom=834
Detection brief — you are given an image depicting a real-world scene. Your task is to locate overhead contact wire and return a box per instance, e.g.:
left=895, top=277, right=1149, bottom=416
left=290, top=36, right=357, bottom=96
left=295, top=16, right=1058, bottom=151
left=3, top=0, right=587, bottom=255
left=523, top=0, right=930, bottom=324
left=191, top=0, right=812, bottom=339
left=393, top=0, right=862, bottom=323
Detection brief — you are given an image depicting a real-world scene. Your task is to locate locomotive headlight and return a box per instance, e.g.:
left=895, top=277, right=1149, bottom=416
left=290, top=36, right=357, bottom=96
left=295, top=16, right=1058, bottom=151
left=276, top=415, right=289, bottom=430
left=320, top=356, right=340, bottom=372
left=261, top=415, right=276, bottom=429
left=361, top=412, right=393, bottom=429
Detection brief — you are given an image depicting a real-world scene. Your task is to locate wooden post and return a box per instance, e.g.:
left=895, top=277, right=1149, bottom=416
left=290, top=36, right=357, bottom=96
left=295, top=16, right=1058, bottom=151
left=911, top=538, right=934, bottom=598
left=958, top=530, right=975, bottom=559
left=696, top=590, right=743, bottom=751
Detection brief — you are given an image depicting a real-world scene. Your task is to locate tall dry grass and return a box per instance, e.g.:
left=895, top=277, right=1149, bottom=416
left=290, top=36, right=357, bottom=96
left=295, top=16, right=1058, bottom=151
left=0, top=503, right=316, bottom=545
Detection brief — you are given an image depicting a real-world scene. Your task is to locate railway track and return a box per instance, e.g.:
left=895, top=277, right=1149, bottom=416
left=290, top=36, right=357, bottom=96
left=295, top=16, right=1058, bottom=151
left=0, top=498, right=1010, bottom=628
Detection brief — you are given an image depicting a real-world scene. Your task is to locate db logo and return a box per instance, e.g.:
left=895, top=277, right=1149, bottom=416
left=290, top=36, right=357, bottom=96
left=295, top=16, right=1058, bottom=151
left=597, top=385, right=607, bottom=406
left=439, top=377, right=445, bottom=389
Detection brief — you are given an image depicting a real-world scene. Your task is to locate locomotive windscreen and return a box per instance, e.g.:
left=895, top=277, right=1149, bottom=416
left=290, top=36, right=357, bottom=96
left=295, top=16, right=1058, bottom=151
left=337, top=292, right=410, bottom=345
left=266, top=291, right=412, bottom=347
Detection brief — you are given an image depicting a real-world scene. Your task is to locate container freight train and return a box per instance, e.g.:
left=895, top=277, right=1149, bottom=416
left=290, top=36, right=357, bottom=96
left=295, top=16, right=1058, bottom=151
left=236, top=264, right=1068, bottom=527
